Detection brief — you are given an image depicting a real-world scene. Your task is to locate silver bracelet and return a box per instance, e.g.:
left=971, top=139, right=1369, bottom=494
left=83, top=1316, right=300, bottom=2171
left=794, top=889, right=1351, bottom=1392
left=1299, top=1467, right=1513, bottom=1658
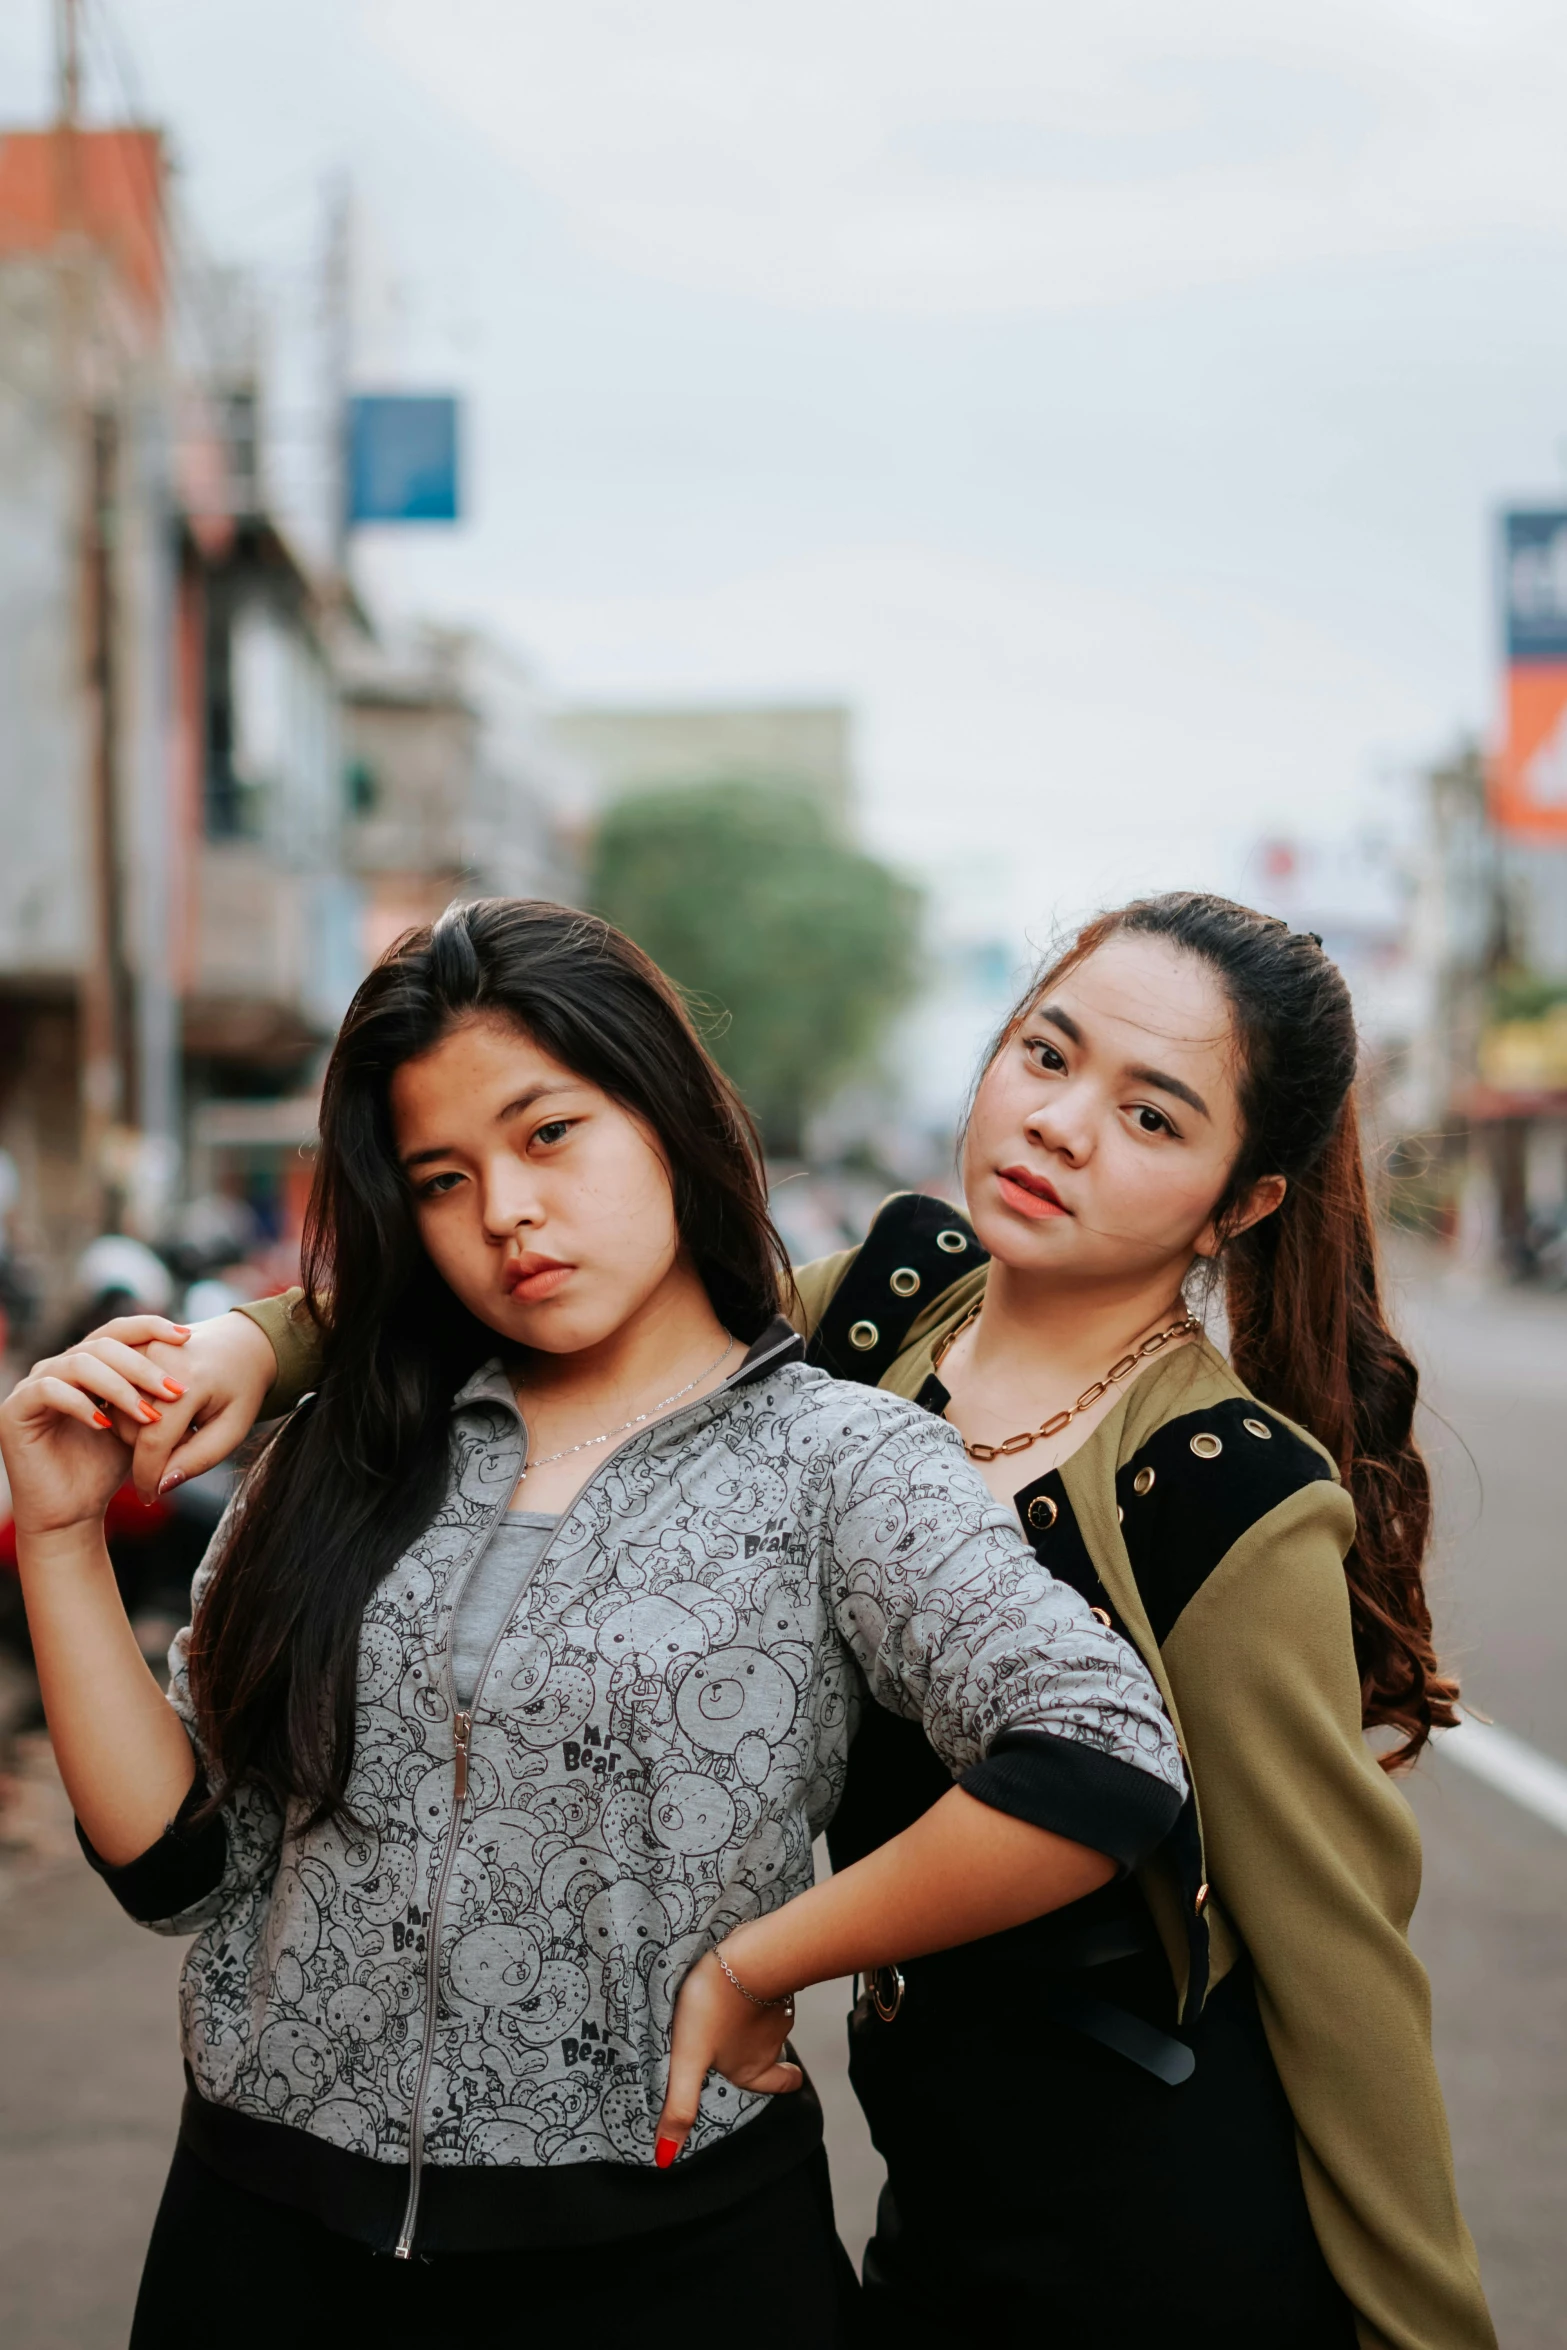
left=714, top=1948, right=794, bottom=2012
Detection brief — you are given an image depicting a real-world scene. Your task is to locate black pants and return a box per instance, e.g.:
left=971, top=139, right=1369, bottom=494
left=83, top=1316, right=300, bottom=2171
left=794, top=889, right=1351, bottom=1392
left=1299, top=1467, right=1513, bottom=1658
left=131, top=2140, right=860, bottom=2349
left=852, top=1959, right=1357, bottom=2350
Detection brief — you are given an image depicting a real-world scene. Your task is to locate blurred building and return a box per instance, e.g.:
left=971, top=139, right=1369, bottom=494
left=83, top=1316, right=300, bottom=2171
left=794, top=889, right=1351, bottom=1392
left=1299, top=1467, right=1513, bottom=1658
left=1399, top=749, right=1497, bottom=1146
left=0, top=122, right=185, bottom=1302
left=1242, top=831, right=1426, bottom=1131
left=1441, top=507, right=1567, bottom=1273
left=551, top=703, right=852, bottom=823
left=1346, top=735, right=1567, bottom=1276
left=0, top=112, right=573, bottom=1318
left=342, top=622, right=576, bottom=965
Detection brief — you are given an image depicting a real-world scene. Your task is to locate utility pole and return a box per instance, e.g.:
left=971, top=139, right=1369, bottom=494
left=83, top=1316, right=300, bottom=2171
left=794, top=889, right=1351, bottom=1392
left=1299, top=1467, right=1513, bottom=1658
left=323, top=173, right=352, bottom=581
left=56, top=0, right=134, bottom=1229
left=56, top=0, right=80, bottom=122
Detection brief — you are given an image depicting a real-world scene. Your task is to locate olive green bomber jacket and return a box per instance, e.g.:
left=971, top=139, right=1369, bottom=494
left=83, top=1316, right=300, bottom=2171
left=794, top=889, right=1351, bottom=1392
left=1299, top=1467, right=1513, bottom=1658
left=239, top=1260, right=1494, bottom=2350
left=790, top=1239, right=1492, bottom=2350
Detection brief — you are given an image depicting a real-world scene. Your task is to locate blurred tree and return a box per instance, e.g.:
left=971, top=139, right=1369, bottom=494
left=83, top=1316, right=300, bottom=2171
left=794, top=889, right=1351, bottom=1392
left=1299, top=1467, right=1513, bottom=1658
left=588, top=780, right=921, bottom=1156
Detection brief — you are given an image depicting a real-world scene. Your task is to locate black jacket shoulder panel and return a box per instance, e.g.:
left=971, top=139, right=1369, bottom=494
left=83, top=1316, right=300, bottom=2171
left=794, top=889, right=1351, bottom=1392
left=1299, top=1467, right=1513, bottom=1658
left=1115, top=1398, right=1335, bottom=1645
left=807, top=1191, right=987, bottom=1384
left=1010, top=1468, right=1128, bottom=1637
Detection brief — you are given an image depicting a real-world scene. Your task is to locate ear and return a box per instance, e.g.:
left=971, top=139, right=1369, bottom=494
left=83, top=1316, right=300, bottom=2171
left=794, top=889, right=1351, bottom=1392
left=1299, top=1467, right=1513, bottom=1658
left=1192, top=1173, right=1287, bottom=1261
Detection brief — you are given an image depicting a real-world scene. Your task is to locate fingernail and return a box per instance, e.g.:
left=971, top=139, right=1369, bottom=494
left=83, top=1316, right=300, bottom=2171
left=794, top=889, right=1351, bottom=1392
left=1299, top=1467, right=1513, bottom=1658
left=171, top=1326, right=190, bottom=1335
left=158, top=1471, right=182, bottom=1495
left=162, top=1381, right=185, bottom=1399
left=93, top=1411, right=112, bottom=1429
left=654, top=2136, right=679, bottom=2170
left=139, top=1404, right=162, bottom=1424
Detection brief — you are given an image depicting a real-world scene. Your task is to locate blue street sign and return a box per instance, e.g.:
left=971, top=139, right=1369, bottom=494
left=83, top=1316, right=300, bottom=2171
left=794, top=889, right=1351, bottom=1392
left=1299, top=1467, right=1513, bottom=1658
left=1503, top=509, right=1567, bottom=664
left=347, top=396, right=460, bottom=524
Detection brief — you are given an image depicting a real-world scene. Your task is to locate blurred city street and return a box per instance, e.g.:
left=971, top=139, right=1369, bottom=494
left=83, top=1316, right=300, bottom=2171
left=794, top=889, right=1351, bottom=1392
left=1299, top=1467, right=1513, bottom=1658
left=0, top=1251, right=1564, bottom=2347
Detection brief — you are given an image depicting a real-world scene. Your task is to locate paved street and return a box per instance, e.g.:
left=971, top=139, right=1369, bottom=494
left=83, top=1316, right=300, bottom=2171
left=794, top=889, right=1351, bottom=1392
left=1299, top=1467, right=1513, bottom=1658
left=1392, top=1260, right=1567, bottom=2348
left=2, top=1254, right=1565, bottom=2343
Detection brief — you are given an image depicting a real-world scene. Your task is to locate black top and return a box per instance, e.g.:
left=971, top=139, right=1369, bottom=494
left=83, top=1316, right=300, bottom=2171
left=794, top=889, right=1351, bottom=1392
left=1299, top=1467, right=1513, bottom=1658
left=813, top=1191, right=1338, bottom=2038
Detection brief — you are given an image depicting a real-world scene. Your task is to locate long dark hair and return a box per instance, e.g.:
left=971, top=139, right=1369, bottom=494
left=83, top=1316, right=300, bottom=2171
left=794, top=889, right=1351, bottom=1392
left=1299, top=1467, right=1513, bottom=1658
left=992, top=891, right=1457, bottom=1769
left=190, top=899, right=790, bottom=1826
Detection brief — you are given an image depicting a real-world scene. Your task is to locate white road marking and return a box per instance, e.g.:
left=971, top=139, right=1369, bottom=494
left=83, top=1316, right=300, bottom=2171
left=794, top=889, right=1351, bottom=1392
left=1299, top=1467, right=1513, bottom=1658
left=1438, top=1716, right=1567, bottom=1837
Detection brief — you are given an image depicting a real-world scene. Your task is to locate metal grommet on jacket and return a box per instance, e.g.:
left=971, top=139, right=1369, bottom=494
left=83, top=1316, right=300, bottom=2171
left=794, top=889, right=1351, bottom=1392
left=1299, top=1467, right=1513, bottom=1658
left=1190, top=1431, right=1222, bottom=1460
left=805, top=1192, right=987, bottom=1383
left=872, top=1964, right=906, bottom=2023
left=1027, top=1494, right=1059, bottom=1531
left=1133, top=1465, right=1156, bottom=1495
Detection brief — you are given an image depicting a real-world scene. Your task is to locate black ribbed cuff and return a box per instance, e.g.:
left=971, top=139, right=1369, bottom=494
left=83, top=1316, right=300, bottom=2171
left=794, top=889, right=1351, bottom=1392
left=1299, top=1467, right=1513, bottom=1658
left=959, top=1730, right=1183, bottom=1871
left=77, top=1766, right=228, bottom=1922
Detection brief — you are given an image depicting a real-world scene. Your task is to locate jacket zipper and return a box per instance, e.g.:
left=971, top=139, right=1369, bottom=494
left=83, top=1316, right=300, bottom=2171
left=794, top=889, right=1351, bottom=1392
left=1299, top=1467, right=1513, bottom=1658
left=392, top=1334, right=793, bottom=2259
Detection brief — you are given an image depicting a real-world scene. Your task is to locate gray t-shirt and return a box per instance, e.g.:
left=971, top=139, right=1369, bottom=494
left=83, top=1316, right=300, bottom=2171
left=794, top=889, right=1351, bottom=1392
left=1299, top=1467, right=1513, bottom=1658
left=450, top=1511, right=558, bottom=1707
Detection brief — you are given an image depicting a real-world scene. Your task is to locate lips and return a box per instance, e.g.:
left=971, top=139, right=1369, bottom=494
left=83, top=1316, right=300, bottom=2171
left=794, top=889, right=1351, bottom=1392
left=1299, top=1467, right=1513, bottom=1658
left=504, top=1254, right=575, bottom=1302
left=996, top=1165, right=1071, bottom=1221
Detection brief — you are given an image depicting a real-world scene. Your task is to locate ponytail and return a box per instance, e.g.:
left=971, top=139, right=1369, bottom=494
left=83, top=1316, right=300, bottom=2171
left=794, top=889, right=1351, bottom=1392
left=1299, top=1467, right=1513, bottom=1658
left=1223, top=1091, right=1458, bottom=1766
left=1002, top=892, right=1459, bottom=1770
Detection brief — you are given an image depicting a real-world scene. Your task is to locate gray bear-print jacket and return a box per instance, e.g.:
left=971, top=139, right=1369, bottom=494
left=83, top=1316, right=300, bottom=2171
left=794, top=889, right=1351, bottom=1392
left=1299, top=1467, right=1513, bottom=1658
left=129, top=1320, right=1184, bottom=2234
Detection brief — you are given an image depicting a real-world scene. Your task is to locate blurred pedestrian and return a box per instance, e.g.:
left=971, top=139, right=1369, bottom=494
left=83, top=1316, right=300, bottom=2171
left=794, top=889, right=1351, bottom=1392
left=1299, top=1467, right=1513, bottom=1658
left=0, top=901, right=1183, bottom=2347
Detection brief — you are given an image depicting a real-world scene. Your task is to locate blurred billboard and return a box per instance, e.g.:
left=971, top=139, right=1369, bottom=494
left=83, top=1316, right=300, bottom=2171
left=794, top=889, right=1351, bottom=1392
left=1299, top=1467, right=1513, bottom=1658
left=1492, top=508, right=1567, bottom=834
left=346, top=395, right=460, bottom=523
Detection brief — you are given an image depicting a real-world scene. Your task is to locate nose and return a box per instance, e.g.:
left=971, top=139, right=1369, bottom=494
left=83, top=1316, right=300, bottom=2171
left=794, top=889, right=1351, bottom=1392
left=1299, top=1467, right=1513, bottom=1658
left=1024, top=1077, right=1092, bottom=1164
left=477, top=1152, right=543, bottom=1243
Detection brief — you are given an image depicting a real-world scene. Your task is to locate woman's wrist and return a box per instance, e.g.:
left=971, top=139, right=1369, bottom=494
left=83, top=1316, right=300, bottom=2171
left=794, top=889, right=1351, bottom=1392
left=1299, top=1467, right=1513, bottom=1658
left=711, top=1940, right=795, bottom=2012
left=714, top=1923, right=797, bottom=2008
left=16, top=1521, right=116, bottom=1578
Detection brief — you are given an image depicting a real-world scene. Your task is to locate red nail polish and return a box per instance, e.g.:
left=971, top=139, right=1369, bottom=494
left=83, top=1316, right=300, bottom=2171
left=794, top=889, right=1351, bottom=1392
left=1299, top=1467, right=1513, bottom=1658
left=93, top=1411, right=112, bottom=1429
left=163, top=1381, right=185, bottom=1399
left=140, top=1404, right=162, bottom=1424
left=654, top=2136, right=679, bottom=2170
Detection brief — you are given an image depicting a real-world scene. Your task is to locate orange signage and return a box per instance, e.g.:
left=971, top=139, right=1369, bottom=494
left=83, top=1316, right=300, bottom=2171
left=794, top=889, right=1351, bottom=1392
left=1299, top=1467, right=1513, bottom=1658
left=1490, top=663, right=1567, bottom=836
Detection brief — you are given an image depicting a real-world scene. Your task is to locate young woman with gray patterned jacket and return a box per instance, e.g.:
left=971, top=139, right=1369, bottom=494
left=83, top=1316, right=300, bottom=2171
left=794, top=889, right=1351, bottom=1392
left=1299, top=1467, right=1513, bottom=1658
left=0, top=901, right=1184, bottom=2347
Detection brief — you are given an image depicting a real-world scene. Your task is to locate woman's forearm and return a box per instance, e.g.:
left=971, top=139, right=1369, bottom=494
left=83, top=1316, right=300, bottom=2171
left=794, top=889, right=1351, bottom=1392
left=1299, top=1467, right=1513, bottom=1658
left=723, top=1786, right=1114, bottom=1997
left=19, top=1526, right=197, bottom=1864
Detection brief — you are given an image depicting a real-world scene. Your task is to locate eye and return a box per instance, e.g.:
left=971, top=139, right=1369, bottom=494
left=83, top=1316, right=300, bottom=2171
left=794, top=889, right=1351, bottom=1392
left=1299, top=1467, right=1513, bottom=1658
left=533, top=1118, right=574, bottom=1148
left=1133, top=1105, right=1175, bottom=1136
left=1024, top=1034, right=1066, bottom=1074
left=415, top=1169, right=465, bottom=1200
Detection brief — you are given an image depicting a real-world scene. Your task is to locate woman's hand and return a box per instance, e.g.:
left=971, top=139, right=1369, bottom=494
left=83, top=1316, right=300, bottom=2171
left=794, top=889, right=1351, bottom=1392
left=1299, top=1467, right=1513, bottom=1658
left=650, top=1790, right=1116, bottom=2173
left=1, top=1334, right=202, bottom=1866
left=0, top=1336, right=174, bottom=1536
left=652, top=1946, right=803, bottom=2167
left=100, top=1309, right=277, bottom=1503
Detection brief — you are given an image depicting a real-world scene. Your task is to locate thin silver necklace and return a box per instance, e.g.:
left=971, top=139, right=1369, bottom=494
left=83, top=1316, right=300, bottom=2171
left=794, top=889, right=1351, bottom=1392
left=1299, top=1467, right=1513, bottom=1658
left=514, top=1332, right=738, bottom=1480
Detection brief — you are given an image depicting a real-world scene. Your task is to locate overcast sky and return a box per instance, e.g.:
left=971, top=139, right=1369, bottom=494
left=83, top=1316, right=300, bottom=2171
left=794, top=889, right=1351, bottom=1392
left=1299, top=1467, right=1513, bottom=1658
left=6, top=0, right=1567, bottom=948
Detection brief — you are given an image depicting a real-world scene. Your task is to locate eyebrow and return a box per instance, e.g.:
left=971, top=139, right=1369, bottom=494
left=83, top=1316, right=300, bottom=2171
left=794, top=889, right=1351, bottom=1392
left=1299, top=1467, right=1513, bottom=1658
left=1126, top=1065, right=1211, bottom=1121
left=1033, top=1004, right=1211, bottom=1121
left=400, top=1081, right=572, bottom=1171
left=1036, top=1004, right=1084, bottom=1047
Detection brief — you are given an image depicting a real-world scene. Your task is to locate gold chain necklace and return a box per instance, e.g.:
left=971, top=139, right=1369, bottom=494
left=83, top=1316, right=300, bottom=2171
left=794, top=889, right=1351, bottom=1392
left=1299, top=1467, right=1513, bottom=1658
left=933, top=1307, right=1200, bottom=1463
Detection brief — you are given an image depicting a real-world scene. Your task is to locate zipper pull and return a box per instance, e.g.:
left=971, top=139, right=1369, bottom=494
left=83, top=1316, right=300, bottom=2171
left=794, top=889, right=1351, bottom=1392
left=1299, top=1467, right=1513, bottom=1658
left=453, top=1710, right=471, bottom=1805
